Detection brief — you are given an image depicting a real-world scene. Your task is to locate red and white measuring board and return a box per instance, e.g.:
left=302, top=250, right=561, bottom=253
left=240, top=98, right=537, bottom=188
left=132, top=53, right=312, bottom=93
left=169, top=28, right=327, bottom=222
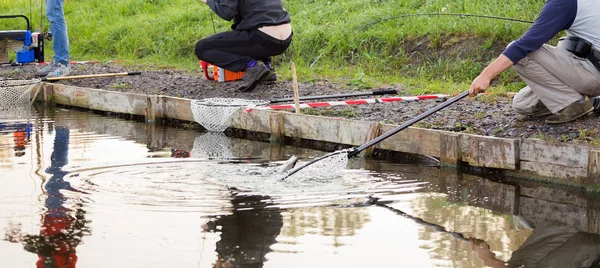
left=245, top=94, right=449, bottom=112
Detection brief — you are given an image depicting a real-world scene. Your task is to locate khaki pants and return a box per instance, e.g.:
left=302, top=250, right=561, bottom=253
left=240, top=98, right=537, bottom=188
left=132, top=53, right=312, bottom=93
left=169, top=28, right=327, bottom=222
left=512, top=43, right=600, bottom=115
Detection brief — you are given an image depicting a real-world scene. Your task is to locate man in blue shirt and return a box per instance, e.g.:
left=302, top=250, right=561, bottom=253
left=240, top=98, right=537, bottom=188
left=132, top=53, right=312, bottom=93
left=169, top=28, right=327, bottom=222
left=469, top=0, right=600, bottom=124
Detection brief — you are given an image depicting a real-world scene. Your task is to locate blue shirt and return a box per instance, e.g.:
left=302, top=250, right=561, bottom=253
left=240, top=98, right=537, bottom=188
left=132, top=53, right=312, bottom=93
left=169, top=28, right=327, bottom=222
left=502, top=0, right=577, bottom=64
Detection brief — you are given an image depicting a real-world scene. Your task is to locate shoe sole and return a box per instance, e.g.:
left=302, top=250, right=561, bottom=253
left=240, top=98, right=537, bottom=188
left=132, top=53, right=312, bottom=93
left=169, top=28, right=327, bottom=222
left=545, top=107, right=594, bottom=124
left=237, top=69, right=270, bottom=92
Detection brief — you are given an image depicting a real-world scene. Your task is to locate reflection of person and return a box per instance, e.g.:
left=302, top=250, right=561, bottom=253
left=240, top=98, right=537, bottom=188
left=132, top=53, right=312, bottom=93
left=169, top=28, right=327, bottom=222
left=204, top=194, right=283, bottom=268
left=20, top=127, right=90, bottom=268
left=195, top=0, right=293, bottom=92
left=469, top=0, right=600, bottom=124
left=470, top=223, right=600, bottom=267
left=171, top=148, right=191, bottom=158
left=36, top=0, right=71, bottom=78
left=13, top=123, right=31, bottom=157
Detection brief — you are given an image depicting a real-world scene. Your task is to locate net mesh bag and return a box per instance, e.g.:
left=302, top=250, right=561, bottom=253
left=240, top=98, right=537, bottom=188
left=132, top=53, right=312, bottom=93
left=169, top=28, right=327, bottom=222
left=190, top=98, right=268, bottom=132
left=0, top=79, right=38, bottom=106
left=282, top=150, right=350, bottom=180
left=190, top=132, right=234, bottom=159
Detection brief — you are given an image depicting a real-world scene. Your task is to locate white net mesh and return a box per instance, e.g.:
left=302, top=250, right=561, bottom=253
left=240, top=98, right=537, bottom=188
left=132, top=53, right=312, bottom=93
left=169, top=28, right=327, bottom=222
left=0, top=79, right=38, bottom=106
left=190, top=98, right=268, bottom=132
left=282, top=150, right=350, bottom=181
left=190, top=132, right=234, bottom=159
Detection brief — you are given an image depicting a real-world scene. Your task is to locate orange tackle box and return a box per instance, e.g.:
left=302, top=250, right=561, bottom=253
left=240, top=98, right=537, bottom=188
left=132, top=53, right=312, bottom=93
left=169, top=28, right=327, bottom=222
left=200, top=60, right=245, bottom=82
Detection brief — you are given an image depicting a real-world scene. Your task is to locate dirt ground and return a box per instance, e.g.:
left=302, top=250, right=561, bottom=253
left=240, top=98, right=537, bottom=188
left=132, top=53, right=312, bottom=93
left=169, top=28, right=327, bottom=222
left=2, top=62, right=600, bottom=145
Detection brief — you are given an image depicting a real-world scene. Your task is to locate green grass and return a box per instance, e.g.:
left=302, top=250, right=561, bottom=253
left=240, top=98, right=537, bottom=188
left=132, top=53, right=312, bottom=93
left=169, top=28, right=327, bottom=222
left=0, top=0, right=546, bottom=93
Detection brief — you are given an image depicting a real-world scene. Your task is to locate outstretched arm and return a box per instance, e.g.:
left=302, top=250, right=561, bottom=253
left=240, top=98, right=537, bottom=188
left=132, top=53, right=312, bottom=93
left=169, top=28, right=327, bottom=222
left=469, top=55, right=514, bottom=96
left=469, top=0, right=577, bottom=97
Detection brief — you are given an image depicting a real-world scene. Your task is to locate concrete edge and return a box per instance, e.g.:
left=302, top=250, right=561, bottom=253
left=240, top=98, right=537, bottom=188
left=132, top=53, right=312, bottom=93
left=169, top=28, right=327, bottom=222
left=38, top=83, right=600, bottom=187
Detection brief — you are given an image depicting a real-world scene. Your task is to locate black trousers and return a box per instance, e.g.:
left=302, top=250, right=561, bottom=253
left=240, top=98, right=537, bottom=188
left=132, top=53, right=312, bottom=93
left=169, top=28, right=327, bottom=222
left=194, top=29, right=292, bottom=72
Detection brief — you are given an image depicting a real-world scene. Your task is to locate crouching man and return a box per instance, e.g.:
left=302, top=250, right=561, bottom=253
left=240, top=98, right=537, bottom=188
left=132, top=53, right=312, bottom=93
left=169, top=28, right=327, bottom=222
left=195, top=0, right=293, bottom=92
left=470, top=0, right=600, bottom=124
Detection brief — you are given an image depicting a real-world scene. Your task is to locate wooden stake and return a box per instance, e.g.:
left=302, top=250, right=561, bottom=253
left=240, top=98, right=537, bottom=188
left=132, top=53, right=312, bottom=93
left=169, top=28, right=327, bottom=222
left=291, top=60, right=301, bottom=114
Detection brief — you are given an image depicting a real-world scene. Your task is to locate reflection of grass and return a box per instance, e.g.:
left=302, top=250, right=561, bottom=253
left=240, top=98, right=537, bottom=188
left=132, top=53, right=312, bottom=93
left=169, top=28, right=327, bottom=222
left=0, top=0, right=542, bottom=94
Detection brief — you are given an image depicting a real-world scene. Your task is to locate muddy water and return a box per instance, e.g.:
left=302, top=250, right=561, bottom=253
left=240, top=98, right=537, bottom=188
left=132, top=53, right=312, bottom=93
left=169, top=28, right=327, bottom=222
left=1, top=106, right=599, bottom=268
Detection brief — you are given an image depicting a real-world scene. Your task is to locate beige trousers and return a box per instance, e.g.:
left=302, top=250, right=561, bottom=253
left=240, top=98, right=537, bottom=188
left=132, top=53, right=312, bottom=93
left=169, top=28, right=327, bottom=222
left=512, top=43, right=600, bottom=115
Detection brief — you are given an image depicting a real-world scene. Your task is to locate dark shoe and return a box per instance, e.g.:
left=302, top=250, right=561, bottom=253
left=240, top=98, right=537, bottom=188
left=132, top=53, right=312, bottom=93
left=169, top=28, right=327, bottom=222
left=545, top=96, right=593, bottom=124
left=237, top=62, right=269, bottom=92
left=260, top=68, right=277, bottom=84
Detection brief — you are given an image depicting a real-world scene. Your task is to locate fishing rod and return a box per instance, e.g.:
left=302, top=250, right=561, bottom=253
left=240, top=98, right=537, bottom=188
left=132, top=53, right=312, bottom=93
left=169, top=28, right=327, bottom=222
left=361, top=13, right=534, bottom=30
left=310, top=13, right=535, bottom=67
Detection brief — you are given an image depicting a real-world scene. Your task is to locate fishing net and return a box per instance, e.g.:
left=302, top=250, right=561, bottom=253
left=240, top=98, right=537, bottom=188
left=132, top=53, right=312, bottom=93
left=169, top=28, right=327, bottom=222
left=190, top=132, right=234, bottom=159
left=190, top=98, right=268, bottom=132
left=0, top=79, right=39, bottom=106
left=282, top=150, right=350, bottom=181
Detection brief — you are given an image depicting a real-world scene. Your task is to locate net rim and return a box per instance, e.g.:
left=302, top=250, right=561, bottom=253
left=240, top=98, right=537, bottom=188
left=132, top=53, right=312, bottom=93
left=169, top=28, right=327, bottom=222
left=0, top=79, right=41, bottom=87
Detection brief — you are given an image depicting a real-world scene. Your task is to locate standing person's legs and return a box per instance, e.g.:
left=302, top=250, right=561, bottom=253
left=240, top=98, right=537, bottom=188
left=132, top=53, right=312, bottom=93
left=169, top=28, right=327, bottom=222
left=512, top=44, right=600, bottom=123
left=37, top=0, right=70, bottom=77
left=46, top=0, right=69, bottom=64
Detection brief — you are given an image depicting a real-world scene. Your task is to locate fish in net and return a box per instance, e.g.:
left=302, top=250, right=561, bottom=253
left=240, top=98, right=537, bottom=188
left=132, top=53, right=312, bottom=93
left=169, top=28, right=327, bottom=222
left=190, top=98, right=268, bottom=132
left=281, top=150, right=350, bottom=181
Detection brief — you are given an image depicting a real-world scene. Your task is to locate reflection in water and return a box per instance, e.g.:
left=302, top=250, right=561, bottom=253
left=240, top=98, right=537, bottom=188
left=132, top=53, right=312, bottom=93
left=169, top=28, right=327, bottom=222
left=0, top=122, right=32, bottom=157
left=171, top=148, right=191, bottom=158
left=470, top=219, right=600, bottom=267
left=5, top=107, right=600, bottom=267
left=7, top=127, right=91, bottom=268
left=204, top=194, right=283, bottom=268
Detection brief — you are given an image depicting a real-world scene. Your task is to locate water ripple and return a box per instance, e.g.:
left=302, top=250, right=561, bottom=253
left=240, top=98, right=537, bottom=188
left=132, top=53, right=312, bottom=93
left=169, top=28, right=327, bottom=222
left=66, top=159, right=427, bottom=214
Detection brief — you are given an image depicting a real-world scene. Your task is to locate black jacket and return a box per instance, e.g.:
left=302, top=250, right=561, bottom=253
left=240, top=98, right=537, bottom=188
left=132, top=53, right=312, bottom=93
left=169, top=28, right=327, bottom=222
left=207, top=0, right=291, bottom=31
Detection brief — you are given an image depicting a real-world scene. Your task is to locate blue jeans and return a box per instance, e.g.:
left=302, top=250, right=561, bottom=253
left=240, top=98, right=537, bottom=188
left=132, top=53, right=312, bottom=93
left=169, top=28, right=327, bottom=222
left=46, top=0, right=70, bottom=64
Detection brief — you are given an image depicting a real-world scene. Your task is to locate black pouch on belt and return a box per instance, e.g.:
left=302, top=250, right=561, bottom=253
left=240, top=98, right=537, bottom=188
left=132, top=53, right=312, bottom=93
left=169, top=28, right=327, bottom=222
left=559, top=36, right=600, bottom=72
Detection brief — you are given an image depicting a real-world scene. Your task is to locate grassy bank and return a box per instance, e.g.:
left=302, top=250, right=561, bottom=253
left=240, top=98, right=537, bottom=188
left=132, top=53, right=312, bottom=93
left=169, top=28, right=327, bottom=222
left=1, top=0, right=545, bottom=94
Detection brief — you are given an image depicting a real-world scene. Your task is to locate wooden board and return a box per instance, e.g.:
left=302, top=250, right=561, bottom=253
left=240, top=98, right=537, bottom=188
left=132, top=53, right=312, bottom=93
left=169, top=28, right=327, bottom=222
left=521, top=139, right=590, bottom=167
left=461, top=134, right=519, bottom=170
left=376, top=124, right=442, bottom=157
left=520, top=162, right=586, bottom=185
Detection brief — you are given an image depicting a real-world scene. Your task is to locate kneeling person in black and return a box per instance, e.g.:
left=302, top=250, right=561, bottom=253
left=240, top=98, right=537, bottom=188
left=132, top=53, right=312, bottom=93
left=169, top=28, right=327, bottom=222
left=196, top=0, right=293, bottom=92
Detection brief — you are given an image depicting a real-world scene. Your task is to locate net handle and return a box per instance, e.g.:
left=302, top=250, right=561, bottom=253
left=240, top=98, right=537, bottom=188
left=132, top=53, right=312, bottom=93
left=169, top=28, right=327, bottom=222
left=42, top=72, right=142, bottom=81
left=369, top=197, right=470, bottom=242
left=280, top=91, right=469, bottom=180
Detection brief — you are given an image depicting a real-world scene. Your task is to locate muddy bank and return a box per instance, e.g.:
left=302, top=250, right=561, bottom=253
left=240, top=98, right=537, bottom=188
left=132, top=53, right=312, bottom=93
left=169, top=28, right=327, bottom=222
left=2, top=62, right=600, bottom=145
